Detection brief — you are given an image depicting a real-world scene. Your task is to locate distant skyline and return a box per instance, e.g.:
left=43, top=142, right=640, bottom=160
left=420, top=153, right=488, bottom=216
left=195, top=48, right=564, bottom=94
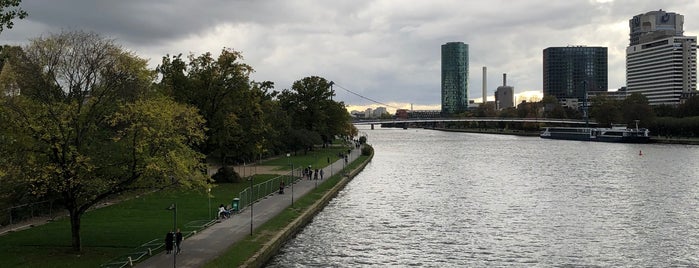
left=2, top=0, right=698, bottom=113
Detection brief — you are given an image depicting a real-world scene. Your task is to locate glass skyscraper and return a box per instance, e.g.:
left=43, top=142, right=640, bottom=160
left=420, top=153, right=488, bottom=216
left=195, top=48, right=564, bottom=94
left=543, top=46, right=608, bottom=103
left=441, top=42, right=469, bottom=115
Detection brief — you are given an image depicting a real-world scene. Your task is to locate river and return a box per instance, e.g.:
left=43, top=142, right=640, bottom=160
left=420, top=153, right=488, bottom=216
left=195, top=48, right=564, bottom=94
left=267, top=126, right=699, bottom=267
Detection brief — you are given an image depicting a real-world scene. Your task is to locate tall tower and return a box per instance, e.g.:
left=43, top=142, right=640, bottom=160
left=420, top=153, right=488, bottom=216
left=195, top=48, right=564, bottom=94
left=626, top=10, right=697, bottom=105
left=482, top=66, right=487, bottom=103
left=441, top=42, right=469, bottom=115
left=543, top=46, right=608, bottom=104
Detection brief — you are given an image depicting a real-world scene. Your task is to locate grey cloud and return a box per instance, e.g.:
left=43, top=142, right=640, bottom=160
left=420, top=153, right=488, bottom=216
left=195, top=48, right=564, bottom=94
left=4, top=0, right=698, bottom=106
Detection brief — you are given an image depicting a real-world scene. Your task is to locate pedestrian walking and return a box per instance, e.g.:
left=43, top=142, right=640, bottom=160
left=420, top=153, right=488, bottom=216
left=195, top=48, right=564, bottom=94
left=320, top=169, right=324, bottom=180
left=175, top=229, right=183, bottom=254
left=314, top=169, right=318, bottom=180
left=279, top=181, right=285, bottom=194
left=165, top=230, right=174, bottom=254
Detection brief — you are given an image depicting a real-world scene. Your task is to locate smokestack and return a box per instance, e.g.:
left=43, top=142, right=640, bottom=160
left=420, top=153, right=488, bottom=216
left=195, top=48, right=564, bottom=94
left=482, top=66, right=487, bottom=103
left=503, top=73, right=507, bottom=86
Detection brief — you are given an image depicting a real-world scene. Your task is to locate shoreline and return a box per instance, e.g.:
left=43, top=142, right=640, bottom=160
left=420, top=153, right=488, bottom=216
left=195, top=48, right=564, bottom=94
left=426, top=127, right=699, bottom=145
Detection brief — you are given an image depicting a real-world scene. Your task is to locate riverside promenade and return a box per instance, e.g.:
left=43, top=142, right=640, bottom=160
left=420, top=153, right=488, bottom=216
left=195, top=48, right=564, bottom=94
left=136, top=146, right=362, bottom=268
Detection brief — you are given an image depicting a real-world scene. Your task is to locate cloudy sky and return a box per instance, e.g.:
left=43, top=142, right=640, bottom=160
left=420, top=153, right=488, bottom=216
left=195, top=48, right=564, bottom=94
left=2, top=0, right=699, bottom=112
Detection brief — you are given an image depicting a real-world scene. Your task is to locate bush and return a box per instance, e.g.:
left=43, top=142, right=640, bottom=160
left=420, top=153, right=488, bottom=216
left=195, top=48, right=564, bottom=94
left=359, top=136, right=367, bottom=144
left=211, top=166, right=241, bottom=183
left=361, top=145, right=373, bottom=156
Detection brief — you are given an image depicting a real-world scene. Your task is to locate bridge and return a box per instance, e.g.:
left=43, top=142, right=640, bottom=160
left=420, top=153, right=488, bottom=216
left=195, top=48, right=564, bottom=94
left=353, top=117, right=596, bottom=126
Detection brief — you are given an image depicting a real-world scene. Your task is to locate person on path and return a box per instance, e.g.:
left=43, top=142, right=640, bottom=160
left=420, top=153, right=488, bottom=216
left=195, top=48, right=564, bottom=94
left=314, top=169, right=318, bottom=180
left=175, top=229, right=183, bottom=254
left=279, top=181, right=285, bottom=194
left=165, top=230, right=174, bottom=254
left=320, top=169, right=324, bottom=180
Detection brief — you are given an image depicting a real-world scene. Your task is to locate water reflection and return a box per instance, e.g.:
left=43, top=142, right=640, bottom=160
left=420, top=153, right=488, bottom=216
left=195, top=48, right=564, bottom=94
left=268, top=127, right=699, bottom=267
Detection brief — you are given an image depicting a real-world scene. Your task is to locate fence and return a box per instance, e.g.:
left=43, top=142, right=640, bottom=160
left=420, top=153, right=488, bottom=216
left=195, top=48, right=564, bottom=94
left=234, top=169, right=297, bottom=213
left=0, top=200, right=59, bottom=229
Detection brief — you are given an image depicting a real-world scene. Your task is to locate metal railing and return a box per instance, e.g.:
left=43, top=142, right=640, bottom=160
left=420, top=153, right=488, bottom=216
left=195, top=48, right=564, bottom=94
left=0, top=200, right=59, bottom=228
left=100, top=219, right=215, bottom=268
left=235, top=169, right=297, bottom=213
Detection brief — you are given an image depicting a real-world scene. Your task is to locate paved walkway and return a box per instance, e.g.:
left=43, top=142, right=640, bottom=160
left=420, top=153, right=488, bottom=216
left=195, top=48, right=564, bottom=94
left=136, top=146, right=361, bottom=268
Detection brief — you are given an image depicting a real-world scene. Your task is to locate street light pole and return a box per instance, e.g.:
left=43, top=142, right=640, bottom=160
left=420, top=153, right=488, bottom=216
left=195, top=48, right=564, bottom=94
left=167, top=203, right=177, bottom=268
left=249, top=176, right=253, bottom=236
left=287, top=153, right=294, bottom=207
left=207, top=188, right=211, bottom=220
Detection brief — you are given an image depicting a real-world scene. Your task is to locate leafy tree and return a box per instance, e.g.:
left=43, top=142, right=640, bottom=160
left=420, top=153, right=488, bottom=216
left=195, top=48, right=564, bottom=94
left=653, top=104, right=677, bottom=117
left=0, top=31, right=207, bottom=252
left=279, top=76, right=350, bottom=146
left=589, top=95, right=621, bottom=127
left=157, top=49, right=274, bottom=163
left=620, top=93, right=654, bottom=127
left=497, top=107, right=518, bottom=118
left=0, top=0, right=26, bottom=34
left=475, top=102, right=497, bottom=117
left=678, top=95, right=699, bottom=117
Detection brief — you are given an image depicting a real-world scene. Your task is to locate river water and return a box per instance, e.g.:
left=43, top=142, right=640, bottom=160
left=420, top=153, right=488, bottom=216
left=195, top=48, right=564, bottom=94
left=267, top=126, right=699, bottom=267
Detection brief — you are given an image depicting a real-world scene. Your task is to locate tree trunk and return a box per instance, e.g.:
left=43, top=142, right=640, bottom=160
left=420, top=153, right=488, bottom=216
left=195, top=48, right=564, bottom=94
left=69, top=208, right=82, bottom=252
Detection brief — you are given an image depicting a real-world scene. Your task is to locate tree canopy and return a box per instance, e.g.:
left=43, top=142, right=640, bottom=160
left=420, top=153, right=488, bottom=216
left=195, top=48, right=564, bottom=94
left=0, top=31, right=208, bottom=252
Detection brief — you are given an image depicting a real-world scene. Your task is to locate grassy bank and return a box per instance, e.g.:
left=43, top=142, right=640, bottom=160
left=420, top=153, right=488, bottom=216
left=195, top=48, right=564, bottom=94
left=0, top=145, right=354, bottom=268
left=204, top=153, right=371, bottom=267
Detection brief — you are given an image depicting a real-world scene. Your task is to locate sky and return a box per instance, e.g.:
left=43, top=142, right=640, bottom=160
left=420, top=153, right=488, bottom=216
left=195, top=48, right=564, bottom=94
left=2, top=0, right=699, bottom=113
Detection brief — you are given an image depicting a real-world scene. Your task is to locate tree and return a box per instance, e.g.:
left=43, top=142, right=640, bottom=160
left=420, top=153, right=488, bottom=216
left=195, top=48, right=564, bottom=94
left=475, top=102, right=497, bottom=117
left=156, top=49, right=274, bottom=163
left=620, top=93, right=654, bottom=127
left=0, top=0, right=27, bottom=34
left=589, top=95, right=621, bottom=127
left=678, top=95, right=699, bottom=117
left=278, top=76, right=350, bottom=145
left=0, top=31, right=208, bottom=252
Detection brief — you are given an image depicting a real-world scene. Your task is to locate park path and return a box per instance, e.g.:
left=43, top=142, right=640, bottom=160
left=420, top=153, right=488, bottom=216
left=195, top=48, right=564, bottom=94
left=135, top=146, right=361, bottom=268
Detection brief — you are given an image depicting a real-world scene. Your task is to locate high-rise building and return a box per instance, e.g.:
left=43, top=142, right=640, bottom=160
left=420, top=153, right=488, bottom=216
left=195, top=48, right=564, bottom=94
left=543, top=46, right=608, bottom=105
left=626, top=10, right=697, bottom=106
left=441, top=42, right=469, bottom=114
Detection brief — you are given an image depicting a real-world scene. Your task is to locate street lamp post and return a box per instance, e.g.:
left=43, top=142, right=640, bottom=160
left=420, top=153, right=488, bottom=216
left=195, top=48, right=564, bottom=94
left=249, top=176, right=253, bottom=236
left=207, top=188, right=211, bottom=220
left=287, top=153, right=294, bottom=207
left=167, top=203, right=177, bottom=268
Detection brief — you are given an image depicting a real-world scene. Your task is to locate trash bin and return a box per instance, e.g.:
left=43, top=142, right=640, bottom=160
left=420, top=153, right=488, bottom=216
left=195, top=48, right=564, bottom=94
left=231, top=198, right=240, bottom=213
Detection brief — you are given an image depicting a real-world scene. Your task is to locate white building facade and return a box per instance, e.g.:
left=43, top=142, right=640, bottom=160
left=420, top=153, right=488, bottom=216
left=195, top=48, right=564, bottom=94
left=626, top=10, right=697, bottom=106
left=626, top=36, right=697, bottom=105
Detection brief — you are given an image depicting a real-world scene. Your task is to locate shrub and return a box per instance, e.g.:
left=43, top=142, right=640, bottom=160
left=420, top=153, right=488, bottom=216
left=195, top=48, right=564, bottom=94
left=211, top=166, right=241, bottom=183
left=361, top=145, right=373, bottom=156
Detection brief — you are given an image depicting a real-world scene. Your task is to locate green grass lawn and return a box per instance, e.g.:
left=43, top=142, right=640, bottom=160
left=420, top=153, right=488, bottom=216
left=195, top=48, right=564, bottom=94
left=0, top=176, right=273, bottom=267
left=0, top=145, right=355, bottom=267
left=268, top=145, right=354, bottom=171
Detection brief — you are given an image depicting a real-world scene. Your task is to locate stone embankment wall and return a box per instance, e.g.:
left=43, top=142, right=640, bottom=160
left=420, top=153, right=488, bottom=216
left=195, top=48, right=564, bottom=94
left=242, top=150, right=374, bottom=267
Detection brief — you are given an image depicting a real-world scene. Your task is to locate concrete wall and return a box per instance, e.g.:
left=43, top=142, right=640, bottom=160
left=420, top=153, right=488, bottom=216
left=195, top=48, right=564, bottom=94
left=241, top=149, right=374, bottom=268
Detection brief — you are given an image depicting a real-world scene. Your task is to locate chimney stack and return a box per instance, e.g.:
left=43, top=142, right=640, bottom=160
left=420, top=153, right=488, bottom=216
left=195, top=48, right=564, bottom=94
left=482, top=66, right=487, bottom=103
left=503, top=73, right=507, bottom=86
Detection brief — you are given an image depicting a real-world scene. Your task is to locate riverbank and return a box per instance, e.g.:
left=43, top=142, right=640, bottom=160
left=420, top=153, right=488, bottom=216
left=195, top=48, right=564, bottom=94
left=238, top=147, right=373, bottom=267
left=429, top=127, right=699, bottom=145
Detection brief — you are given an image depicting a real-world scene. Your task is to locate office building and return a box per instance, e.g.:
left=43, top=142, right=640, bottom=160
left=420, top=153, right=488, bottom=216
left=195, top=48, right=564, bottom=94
left=543, top=46, right=608, bottom=106
left=626, top=10, right=697, bottom=105
left=441, top=42, right=469, bottom=114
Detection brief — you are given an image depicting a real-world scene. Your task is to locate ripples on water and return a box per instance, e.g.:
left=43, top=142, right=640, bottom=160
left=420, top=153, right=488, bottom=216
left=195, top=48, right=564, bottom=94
left=267, top=127, right=699, bottom=267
